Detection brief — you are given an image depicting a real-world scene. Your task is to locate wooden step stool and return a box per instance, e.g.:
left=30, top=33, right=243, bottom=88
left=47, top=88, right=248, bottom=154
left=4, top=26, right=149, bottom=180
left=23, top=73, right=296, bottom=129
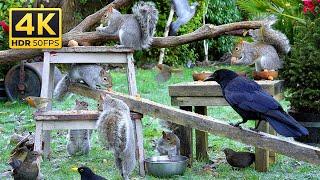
left=34, top=46, right=145, bottom=176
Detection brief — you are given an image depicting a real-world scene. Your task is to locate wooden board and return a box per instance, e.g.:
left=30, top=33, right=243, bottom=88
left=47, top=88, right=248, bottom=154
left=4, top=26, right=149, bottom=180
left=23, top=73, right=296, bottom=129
left=171, top=96, right=228, bottom=106
left=69, top=84, right=320, bottom=165
left=43, top=46, right=134, bottom=53
left=35, top=110, right=99, bottom=121
left=168, top=80, right=284, bottom=97
left=49, top=53, right=128, bottom=64
left=194, top=106, right=209, bottom=162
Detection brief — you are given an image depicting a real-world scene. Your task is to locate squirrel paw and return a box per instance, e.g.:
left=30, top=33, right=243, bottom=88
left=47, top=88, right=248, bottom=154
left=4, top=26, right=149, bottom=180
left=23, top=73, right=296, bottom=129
left=114, top=44, right=125, bottom=48
left=96, top=26, right=105, bottom=32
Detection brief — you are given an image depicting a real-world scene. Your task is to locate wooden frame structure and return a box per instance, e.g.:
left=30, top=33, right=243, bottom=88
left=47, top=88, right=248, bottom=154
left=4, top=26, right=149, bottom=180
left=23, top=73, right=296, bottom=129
left=34, top=46, right=145, bottom=176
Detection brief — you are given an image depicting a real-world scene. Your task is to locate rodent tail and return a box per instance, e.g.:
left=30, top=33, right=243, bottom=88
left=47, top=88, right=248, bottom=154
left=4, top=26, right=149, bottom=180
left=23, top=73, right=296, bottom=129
left=249, top=15, right=291, bottom=55
left=132, top=1, right=159, bottom=49
left=53, top=74, right=71, bottom=101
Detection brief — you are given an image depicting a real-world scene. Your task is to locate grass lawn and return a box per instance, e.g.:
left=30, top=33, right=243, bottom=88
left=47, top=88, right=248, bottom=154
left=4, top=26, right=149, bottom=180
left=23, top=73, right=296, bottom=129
left=1, top=65, right=319, bottom=179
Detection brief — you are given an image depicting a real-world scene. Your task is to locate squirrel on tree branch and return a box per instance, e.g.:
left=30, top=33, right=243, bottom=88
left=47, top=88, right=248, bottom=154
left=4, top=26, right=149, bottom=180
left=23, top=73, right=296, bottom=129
left=96, top=1, right=159, bottom=50
left=231, top=17, right=291, bottom=72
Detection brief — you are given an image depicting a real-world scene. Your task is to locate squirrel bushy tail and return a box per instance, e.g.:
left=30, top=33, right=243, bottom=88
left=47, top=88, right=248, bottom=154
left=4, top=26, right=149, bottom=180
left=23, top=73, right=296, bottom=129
left=249, top=16, right=291, bottom=55
left=53, top=74, right=71, bottom=101
left=96, top=94, right=136, bottom=179
left=132, top=1, right=159, bottom=49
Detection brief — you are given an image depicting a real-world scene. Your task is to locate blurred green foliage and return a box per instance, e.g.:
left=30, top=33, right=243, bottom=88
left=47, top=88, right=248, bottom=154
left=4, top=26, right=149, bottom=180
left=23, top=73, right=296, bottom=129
left=205, top=0, right=242, bottom=59
left=282, top=10, right=320, bottom=113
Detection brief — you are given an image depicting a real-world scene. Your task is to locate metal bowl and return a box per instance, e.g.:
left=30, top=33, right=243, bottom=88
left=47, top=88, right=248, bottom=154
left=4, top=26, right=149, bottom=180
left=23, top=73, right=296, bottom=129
left=145, top=155, right=188, bottom=177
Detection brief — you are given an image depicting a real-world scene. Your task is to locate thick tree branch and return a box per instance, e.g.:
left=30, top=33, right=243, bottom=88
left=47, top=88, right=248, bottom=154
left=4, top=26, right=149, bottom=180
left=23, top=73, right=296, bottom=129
left=0, top=21, right=264, bottom=63
left=69, top=0, right=134, bottom=33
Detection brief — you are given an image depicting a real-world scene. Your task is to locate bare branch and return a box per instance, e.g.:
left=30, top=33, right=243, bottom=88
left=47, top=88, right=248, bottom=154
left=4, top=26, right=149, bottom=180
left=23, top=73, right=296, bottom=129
left=69, top=0, right=134, bottom=33
left=0, top=21, right=263, bottom=63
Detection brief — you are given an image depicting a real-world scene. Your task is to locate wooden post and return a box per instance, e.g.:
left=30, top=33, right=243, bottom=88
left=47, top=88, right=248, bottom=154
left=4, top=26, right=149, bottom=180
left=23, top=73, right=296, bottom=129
left=126, top=53, right=145, bottom=176
left=255, top=121, right=269, bottom=172
left=175, top=106, right=193, bottom=166
left=39, top=52, right=55, bottom=159
left=194, top=106, right=209, bottom=161
left=269, top=126, right=277, bottom=165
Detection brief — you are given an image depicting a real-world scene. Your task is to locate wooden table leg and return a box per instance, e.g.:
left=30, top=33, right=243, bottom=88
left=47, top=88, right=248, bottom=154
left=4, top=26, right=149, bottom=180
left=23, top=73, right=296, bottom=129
left=126, top=54, right=146, bottom=176
left=194, top=106, right=209, bottom=162
left=268, top=126, right=277, bottom=165
left=131, top=112, right=145, bottom=177
left=40, top=52, right=55, bottom=159
left=255, top=121, right=269, bottom=172
left=175, top=106, right=193, bottom=166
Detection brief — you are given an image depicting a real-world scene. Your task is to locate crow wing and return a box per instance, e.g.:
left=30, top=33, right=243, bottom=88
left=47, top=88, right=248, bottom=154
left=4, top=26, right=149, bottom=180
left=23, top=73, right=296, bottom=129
left=224, top=77, right=280, bottom=114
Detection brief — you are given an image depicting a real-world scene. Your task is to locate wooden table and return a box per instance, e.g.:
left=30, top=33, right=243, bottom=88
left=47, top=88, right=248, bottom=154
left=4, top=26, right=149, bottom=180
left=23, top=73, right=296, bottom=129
left=168, top=80, right=284, bottom=171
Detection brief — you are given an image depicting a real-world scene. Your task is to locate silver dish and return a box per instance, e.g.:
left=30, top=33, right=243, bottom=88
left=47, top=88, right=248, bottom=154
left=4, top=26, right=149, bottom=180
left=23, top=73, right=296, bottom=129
left=145, top=155, right=188, bottom=177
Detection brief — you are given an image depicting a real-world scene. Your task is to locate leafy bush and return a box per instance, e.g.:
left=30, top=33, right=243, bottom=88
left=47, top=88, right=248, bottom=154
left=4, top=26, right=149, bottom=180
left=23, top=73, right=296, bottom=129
left=282, top=3, right=320, bottom=113
left=205, top=0, right=242, bottom=59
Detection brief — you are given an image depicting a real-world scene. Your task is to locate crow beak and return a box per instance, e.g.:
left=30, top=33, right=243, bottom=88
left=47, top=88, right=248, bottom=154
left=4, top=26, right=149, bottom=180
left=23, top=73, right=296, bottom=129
left=71, top=167, right=78, bottom=172
left=204, top=73, right=215, bottom=82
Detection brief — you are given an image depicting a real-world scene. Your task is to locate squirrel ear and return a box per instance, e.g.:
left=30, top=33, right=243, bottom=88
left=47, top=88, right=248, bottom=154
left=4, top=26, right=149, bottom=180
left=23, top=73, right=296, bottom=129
left=162, top=131, right=166, bottom=137
left=75, top=99, right=80, bottom=104
left=106, top=6, right=113, bottom=13
left=100, top=93, right=106, bottom=101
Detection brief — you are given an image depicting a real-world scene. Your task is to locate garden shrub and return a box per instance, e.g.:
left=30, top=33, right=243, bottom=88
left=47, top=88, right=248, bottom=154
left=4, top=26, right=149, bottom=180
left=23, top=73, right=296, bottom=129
left=282, top=1, right=320, bottom=113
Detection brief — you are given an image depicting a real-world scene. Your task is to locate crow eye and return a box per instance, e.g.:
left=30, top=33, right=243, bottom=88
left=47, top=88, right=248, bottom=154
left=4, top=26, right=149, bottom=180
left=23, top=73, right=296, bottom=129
left=80, top=169, right=84, bottom=172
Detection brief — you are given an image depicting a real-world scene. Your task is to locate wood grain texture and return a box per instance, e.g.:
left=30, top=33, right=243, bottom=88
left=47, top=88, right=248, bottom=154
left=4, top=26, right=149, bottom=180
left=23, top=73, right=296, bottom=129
left=176, top=106, right=193, bottom=167
left=48, top=52, right=128, bottom=64
left=69, top=84, right=320, bottom=165
left=194, top=106, right=209, bottom=162
left=43, top=46, right=134, bottom=53
left=169, top=80, right=284, bottom=97
left=255, top=121, right=269, bottom=172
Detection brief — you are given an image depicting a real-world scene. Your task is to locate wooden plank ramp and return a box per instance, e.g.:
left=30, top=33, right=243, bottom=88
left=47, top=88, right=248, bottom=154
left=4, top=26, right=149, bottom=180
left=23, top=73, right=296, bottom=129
left=69, top=84, right=320, bottom=165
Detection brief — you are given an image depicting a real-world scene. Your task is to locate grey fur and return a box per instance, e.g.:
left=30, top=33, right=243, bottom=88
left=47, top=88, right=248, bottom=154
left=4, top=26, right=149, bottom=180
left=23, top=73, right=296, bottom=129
left=96, top=1, right=158, bottom=50
left=67, top=100, right=91, bottom=156
left=231, top=17, right=290, bottom=71
left=53, top=64, right=111, bottom=101
left=156, top=132, right=180, bottom=157
left=169, top=0, right=199, bottom=36
left=96, top=95, right=136, bottom=180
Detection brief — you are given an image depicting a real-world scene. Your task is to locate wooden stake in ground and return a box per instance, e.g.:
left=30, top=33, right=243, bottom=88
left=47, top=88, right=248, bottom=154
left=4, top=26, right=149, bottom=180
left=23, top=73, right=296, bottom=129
left=158, top=5, right=175, bottom=65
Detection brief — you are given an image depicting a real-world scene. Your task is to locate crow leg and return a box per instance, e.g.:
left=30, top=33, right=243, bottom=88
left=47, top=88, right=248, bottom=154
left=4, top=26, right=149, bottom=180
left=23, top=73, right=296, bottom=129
left=230, top=119, right=248, bottom=128
left=250, top=119, right=262, bottom=132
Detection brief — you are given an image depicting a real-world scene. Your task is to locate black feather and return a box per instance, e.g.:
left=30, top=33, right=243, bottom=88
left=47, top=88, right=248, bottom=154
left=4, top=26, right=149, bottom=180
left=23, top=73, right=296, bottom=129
left=205, top=69, right=308, bottom=137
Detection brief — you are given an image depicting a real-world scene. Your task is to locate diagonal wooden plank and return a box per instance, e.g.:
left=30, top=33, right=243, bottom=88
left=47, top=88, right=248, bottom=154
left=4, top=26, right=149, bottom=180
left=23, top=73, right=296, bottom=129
left=69, top=84, right=320, bottom=165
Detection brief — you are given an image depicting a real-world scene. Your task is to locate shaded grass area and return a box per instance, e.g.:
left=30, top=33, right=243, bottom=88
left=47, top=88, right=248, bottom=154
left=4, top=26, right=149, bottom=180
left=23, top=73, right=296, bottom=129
left=0, top=66, right=319, bottom=179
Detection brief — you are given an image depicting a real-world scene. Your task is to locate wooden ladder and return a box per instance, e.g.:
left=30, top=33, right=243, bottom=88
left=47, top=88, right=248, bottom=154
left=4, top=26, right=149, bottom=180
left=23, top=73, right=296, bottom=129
left=33, top=46, right=145, bottom=176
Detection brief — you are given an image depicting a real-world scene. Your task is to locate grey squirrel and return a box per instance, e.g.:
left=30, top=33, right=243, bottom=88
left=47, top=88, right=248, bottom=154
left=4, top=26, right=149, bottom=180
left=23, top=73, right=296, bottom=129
left=96, top=94, right=136, bottom=180
left=156, top=131, right=180, bottom=157
left=169, top=0, right=199, bottom=36
left=66, top=100, right=91, bottom=156
left=231, top=17, right=291, bottom=72
left=96, top=1, right=158, bottom=50
left=53, top=64, right=112, bottom=101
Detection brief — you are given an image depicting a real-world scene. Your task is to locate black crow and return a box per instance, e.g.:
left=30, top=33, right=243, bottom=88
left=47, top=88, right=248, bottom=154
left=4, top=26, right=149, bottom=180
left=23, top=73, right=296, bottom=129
left=204, top=69, right=308, bottom=137
left=72, top=166, right=106, bottom=180
left=223, top=148, right=255, bottom=168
